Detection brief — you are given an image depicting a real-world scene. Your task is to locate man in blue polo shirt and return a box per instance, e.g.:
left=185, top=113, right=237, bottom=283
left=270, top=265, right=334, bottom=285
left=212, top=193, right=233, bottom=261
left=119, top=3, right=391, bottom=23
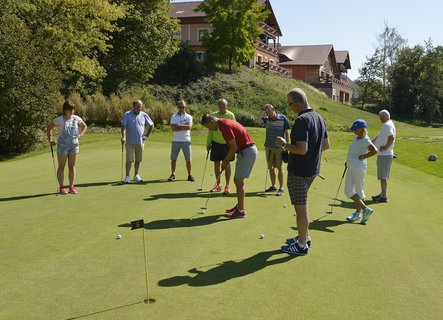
left=276, top=88, right=329, bottom=256
left=121, top=100, right=154, bottom=183
left=256, top=103, right=290, bottom=196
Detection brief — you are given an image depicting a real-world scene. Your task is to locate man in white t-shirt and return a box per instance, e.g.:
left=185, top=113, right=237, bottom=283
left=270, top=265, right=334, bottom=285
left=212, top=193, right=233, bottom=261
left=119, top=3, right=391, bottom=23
left=168, top=100, right=194, bottom=182
left=371, top=109, right=396, bottom=202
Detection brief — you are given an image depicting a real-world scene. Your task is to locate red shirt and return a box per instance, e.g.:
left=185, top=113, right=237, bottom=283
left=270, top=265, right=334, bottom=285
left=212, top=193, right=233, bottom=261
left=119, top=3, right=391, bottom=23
left=218, top=119, right=254, bottom=153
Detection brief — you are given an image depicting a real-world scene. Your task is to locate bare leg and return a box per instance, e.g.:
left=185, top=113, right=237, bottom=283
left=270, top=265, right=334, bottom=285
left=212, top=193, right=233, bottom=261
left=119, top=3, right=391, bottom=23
left=126, top=162, right=132, bottom=176
left=134, top=161, right=141, bottom=176
left=351, top=194, right=367, bottom=212
left=234, top=177, right=245, bottom=210
left=214, top=161, right=221, bottom=185
left=67, top=153, right=77, bottom=186
left=225, top=163, right=231, bottom=187
left=171, top=160, right=176, bottom=175
left=57, top=153, right=68, bottom=187
left=186, top=160, right=192, bottom=175
left=295, top=204, right=309, bottom=245
left=277, top=168, right=284, bottom=189
left=269, top=167, right=276, bottom=187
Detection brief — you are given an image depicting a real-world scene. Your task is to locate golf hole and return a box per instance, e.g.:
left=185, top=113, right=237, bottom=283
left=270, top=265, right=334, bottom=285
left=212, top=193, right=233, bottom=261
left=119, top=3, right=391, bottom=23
left=144, top=298, right=156, bottom=304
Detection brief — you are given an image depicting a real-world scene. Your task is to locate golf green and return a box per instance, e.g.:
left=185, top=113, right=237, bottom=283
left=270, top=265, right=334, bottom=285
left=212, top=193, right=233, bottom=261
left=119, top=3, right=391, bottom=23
left=0, top=133, right=442, bottom=319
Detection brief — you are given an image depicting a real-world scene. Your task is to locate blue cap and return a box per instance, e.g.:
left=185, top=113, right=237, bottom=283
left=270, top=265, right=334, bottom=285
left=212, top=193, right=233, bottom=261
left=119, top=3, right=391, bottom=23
left=349, top=119, right=367, bottom=131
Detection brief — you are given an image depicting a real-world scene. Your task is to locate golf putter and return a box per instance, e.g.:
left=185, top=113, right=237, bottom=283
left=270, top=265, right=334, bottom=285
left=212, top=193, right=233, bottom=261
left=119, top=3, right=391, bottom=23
left=50, top=144, right=59, bottom=195
left=200, top=168, right=224, bottom=210
left=328, top=164, right=347, bottom=214
left=198, top=148, right=210, bottom=191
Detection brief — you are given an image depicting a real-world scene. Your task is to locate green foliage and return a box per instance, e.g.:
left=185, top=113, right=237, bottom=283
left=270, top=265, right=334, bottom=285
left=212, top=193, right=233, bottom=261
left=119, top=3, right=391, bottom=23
left=152, top=42, right=208, bottom=85
left=197, top=0, right=268, bottom=72
left=103, top=0, right=180, bottom=93
left=390, top=43, right=443, bottom=122
left=17, top=0, right=125, bottom=94
left=0, top=6, right=61, bottom=155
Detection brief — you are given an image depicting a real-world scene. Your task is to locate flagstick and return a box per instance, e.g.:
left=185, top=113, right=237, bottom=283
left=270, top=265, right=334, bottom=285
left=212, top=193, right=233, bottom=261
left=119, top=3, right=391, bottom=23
left=142, top=228, right=154, bottom=304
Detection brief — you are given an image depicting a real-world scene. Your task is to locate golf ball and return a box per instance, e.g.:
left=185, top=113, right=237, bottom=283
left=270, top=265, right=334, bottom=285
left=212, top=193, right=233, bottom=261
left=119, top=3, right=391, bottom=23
left=259, top=234, right=265, bottom=239
left=201, top=210, right=206, bottom=214
left=283, top=204, right=287, bottom=208
left=116, top=234, right=122, bottom=239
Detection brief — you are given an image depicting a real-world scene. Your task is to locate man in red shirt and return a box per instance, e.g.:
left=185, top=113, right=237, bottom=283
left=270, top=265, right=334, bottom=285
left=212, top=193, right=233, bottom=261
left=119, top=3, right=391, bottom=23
left=201, top=114, right=258, bottom=218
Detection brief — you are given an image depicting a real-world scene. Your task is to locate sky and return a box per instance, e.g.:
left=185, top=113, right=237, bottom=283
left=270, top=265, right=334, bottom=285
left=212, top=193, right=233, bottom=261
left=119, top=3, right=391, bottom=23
left=172, top=0, right=443, bottom=80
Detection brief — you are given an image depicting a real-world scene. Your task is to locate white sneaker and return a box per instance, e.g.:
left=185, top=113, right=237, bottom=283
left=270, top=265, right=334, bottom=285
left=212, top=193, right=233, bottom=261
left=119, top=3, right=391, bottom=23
left=124, top=176, right=130, bottom=184
left=134, top=174, right=143, bottom=182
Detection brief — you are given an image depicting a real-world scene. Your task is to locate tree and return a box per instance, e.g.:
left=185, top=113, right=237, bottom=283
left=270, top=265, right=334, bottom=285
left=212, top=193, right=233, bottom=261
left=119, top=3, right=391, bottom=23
left=0, top=3, right=61, bottom=154
left=152, top=43, right=207, bottom=85
left=390, top=45, right=425, bottom=117
left=357, top=49, right=384, bottom=107
left=17, top=0, right=125, bottom=94
left=102, top=0, right=180, bottom=93
left=197, top=0, right=268, bottom=72
left=375, top=22, right=407, bottom=105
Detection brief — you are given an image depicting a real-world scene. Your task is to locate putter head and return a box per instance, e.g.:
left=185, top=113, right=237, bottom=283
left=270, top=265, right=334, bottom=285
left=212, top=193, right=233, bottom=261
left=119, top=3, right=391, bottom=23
left=200, top=207, right=207, bottom=210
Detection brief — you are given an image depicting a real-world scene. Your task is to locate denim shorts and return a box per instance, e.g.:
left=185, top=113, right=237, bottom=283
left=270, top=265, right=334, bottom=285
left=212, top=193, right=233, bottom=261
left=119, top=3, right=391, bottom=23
left=57, top=142, right=79, bottom=154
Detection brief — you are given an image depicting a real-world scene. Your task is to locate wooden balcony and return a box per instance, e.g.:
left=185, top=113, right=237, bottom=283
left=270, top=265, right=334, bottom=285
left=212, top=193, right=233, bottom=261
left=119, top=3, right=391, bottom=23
left=257, top=41, right=278, bottom=56
left=317, top=75, right=353, bottom=90
left=256, top=62, right=292, bottom=78
left=259, top=22, right=278, bottom=38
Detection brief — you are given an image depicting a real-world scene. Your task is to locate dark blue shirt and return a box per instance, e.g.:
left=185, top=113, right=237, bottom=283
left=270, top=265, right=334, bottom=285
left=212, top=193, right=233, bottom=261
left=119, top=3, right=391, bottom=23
left=288, top=109, right=328, bottom=177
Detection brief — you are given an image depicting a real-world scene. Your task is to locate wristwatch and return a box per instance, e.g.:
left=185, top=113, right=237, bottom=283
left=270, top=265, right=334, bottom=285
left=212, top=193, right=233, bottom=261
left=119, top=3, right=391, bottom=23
left=281, top=141, right=286, bottom=149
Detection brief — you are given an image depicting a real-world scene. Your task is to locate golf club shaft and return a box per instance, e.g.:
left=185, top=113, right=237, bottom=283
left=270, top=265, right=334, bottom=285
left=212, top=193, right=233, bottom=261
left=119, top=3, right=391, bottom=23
left=50, top=144, right=58, bottom=194
left=330, top=165, right=347, bottom=213
left=202, top=168, right=224, bottom=209
left=199, top=149, right=210, bottom=190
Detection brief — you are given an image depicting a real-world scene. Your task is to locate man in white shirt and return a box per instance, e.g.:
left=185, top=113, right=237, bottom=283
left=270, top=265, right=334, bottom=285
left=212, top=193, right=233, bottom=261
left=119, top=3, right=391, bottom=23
left=371, top=109, right=396, bottom=202
left=168, top=100, right=194, bottom=182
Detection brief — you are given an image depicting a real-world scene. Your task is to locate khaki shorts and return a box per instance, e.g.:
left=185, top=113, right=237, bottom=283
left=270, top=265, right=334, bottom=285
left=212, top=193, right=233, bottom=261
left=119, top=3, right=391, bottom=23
left=265, top=147, right=283, bottom=169
left=126, top=144, right=144, bottom=163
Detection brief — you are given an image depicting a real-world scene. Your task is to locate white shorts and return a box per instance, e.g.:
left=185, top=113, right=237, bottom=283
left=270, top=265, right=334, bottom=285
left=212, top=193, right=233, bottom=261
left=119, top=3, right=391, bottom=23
left=344, top=166, right=366, bottom=199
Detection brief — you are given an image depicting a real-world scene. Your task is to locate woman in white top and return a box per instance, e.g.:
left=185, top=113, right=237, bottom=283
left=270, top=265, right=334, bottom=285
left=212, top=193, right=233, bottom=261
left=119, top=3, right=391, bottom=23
left=344, top=119, right=377, bottom=224
left=47, top=101, right=87, bottom=194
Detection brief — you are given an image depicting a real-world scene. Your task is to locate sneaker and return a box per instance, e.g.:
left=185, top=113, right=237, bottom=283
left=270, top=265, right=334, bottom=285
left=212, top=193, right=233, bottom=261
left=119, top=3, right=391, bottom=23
left=361, top=207, right=374, bottom=223
left=124, top=176, right=130, bottom=184
left=133, top=174, right=143, bottom=183
left=187, top=175, right=195, bottom=182
left=225, top=205, right=238, bottom=213
left=346, top=212, right=361, bottom=222
left=372, top=194, right=388, bottom=203
left=223, top=186, right=230, bottom=195
left=167, top=174, right=175, bottom=182
left=210, top=184, right=222, bottom=192
left=265, top=185, right=278, bottom=192
left=59, top=187, right=68, bottom=195
left=68, top=186, right=78, bottom=194
left=286, top=235, right=312, bottom=247
left=281, top=242, right=308, bottom=256
left=276, top=188, right=284, bottom=196
left=224, top=208, right=245, bottom=218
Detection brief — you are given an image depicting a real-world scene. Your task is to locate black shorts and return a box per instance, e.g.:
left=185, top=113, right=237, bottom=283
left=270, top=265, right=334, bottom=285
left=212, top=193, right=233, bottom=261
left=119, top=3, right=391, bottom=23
left=210, top=141, right=230, bottom=162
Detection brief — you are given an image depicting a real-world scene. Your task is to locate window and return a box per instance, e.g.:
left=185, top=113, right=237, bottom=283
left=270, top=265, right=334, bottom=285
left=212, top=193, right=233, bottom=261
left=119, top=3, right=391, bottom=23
left=198, top=29, right=209, bottom=41
left=256, top=55, right=262, bottom=64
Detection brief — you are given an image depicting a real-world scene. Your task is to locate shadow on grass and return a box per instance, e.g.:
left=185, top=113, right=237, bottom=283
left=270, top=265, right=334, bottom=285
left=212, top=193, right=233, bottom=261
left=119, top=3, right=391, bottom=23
left=144, top=191, right=266, bottom=201
left=0, top=181, right=116, bottom=202
left=65, top=301, right=142, bottom=320
left=118, top=214, right=230, bottom=230
left=110, top=179, right=166, bottom=186
left=158, top=250, right=296, bottom=287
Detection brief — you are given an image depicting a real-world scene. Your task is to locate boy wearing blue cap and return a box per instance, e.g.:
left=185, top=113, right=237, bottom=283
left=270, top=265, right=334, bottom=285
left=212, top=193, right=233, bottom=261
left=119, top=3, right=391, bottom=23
left=345, top=119, right=378, bottom=223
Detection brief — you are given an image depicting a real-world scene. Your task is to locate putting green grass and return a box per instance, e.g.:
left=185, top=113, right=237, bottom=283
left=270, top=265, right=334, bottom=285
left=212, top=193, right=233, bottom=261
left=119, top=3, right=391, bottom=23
left=1, top=131, right=442, bottom=320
